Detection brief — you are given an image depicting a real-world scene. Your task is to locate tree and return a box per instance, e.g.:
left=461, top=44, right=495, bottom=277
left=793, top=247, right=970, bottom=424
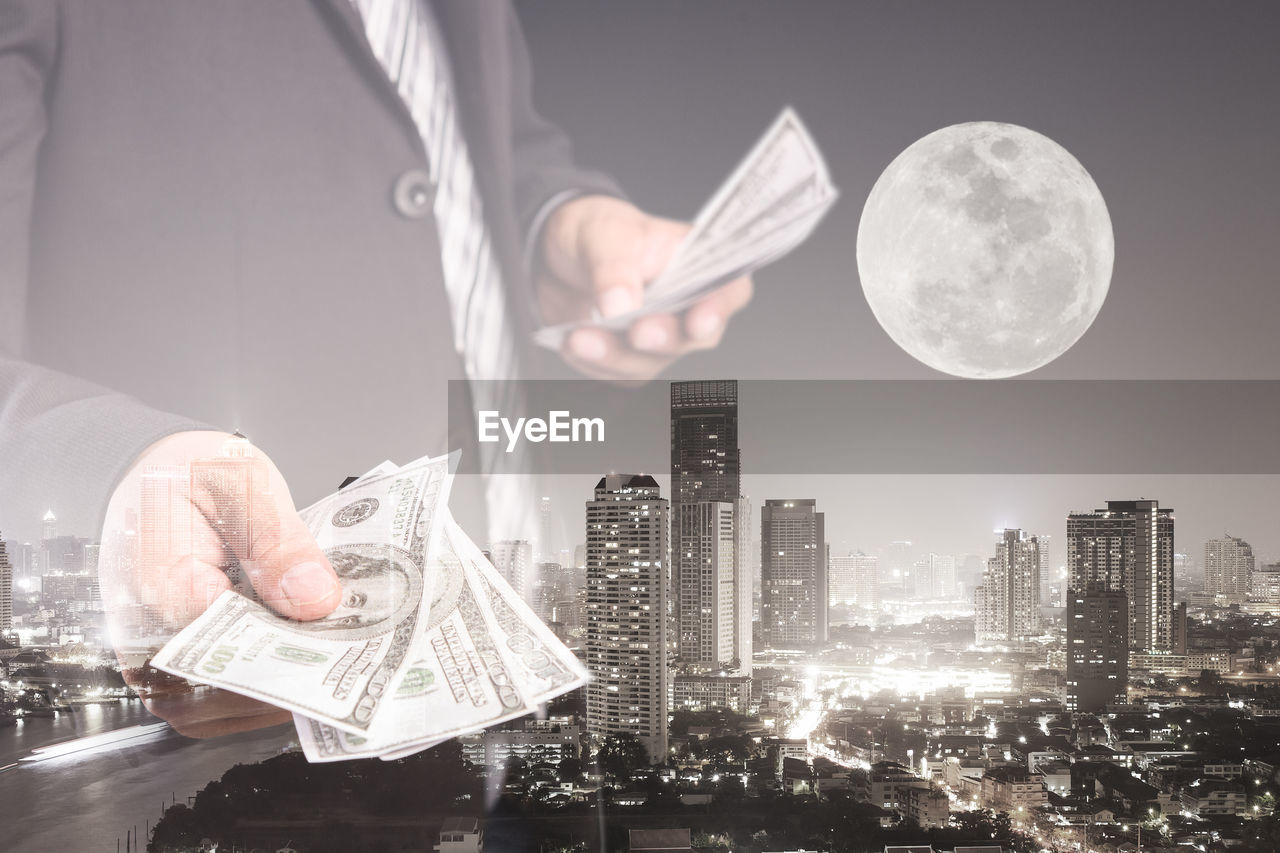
left=558, top=755, right=584, bottom=781
left=596, top=733, right=650, bottom=781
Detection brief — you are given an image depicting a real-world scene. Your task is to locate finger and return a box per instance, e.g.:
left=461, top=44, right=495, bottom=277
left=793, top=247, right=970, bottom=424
left=562, top=327, right=675, bottom=381
left=628, top=313, right=683, bottom=355
left=682, top=277, right=754, bottom=349
left=245, top=501, right=343, bottom=621
left=587, top=256, right=646, bottom=319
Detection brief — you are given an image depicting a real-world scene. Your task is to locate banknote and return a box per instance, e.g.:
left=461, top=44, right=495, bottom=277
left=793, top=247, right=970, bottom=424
left=295, top=512, right=587, bottom=762
left=151, top=454, right=452, bottom=736
left=532, top=106, right=837, bottom=350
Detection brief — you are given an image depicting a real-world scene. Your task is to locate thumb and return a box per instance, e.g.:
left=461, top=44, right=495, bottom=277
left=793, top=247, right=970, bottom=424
left=189, top=457, right=342, bottom=622
left=245, top=494, right=343, bottom=621
left=588, top=254, right=646, bottom=319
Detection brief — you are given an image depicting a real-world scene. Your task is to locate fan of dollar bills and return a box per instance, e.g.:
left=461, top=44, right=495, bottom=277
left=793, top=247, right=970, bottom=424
left=152, top=454, right=587, bottom=762
left=533, top=106, right=838, bottom=350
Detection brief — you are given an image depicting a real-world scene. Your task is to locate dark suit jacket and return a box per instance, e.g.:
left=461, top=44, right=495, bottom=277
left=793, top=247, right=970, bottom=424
left=0, top=0, right=618, bottom=536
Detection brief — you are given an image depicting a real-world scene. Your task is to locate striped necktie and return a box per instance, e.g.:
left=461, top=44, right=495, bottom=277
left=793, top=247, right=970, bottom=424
left=352, top=0, right=515, bottom=383
left=351, top=0, right=534, bottom=543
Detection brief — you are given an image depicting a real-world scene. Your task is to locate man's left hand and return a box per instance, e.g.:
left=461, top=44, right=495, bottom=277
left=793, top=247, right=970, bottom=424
left=537, top=195, right=752, bottom=380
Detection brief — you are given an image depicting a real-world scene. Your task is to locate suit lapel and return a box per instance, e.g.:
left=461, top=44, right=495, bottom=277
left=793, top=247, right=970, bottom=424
left=312, top=0, right=519, bottom=280
left=310, top=0, right=426, bottom=154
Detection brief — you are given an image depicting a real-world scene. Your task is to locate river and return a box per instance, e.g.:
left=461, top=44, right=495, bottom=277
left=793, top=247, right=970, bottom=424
left=0, top=701, right=291, bottom=852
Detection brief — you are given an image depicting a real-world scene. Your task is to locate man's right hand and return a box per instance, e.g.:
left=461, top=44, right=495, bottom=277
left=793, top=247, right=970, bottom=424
left=98, top=430, right=342, bottom=737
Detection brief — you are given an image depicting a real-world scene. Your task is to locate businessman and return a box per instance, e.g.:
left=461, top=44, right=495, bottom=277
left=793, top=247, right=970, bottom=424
left=0, top=0, right=750, bottom=734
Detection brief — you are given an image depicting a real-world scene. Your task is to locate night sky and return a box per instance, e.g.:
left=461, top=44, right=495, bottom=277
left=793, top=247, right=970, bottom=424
left=517, top=1, right=1280, bottom=565
left=9, top=3, right=1278, bottom=565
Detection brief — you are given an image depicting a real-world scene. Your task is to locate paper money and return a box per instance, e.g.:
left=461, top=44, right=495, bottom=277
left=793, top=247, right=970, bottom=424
left=295, top=513, right=587, bottom=762
left=151, top=454, right=452, bottom=736
left=532, top=106, right=837, bottom=350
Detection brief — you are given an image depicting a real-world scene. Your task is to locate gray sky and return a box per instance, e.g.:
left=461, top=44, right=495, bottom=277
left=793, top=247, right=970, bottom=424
left=519, top=2, right=1280, bottom=567
left=10, top=3, right=1278, bottom=557
left=520, top=0, right=1280, bottom=379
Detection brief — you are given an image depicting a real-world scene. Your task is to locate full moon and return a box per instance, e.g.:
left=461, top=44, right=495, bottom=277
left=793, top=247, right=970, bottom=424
left=856, top=122, right=1113, bottom=378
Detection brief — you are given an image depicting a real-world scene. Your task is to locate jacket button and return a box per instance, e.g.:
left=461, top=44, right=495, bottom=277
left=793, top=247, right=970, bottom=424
left=392, top=169, right=435, bottom=219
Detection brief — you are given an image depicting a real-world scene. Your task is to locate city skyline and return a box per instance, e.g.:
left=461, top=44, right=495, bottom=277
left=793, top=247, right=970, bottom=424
left=531, top=471, right=1280, bottom=578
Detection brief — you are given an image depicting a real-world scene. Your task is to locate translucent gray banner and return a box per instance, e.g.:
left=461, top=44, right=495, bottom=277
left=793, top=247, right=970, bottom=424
left=448, top=380, right=1280, bottom=475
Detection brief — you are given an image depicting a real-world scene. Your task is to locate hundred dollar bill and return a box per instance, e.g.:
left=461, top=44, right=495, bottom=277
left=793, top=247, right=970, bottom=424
left=376, top=516, right=588, bottom=761
left=652, top=107, right=835, bottom=289
left=151, top=453, right=452, bottom=736
left=295, top=517, right=524, bottom=761
left=295, top=512, right=588, bottom=762
left=532, top=106, right=837, bottom=350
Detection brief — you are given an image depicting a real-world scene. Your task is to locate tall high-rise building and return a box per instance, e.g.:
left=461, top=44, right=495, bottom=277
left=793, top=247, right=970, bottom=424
left=974, top=529, right=1042, bottom=645
left=532, top=561, right=577, bottom=630
left=42, top=535, right=87, bottom=573
left=490, top=540, right=534, bottom=601
left=829, top=553, right=857, bottom=605
left=538, top=496, right=554, bottom=562
left=830, top=552, right=880, bottom=610
left=882, top=540, right=914, bottom=597
left=733, top=497, right=753, bottom=675
left=675, top=502, right=736, bottom=665
left=1204, top=535, right=1254, bottom=606
left=1067, top=499, right=1174, bottom=653
left=914, top=553, right=956, bottom=600
left=1251, top=563, right=1280, bottom=609
left=84, top=542, right=101, bottom=575
left=41, top=509, right=57, bottom=542
left=1037, top=535, right=1052, bottom=606
left=760, top=499, right=827, bottom=648
left=584, top=474, right=670, bottom=764
left=1173, top=552, right=1198, bottom=593
left=1172, top=601, right=1188, bottom=654
left=0, top=535, right=12, bottom=635
left=670, top=380, right=739, bottom=505
left=1065, top=589, right=1128, bottom=712
left=3, top=540, right=35, bottom=582
left=670, top=380, right=750, bottom=672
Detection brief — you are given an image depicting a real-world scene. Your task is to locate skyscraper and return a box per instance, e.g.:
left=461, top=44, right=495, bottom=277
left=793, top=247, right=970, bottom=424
left=538, top=496, right=554, bottom=562
left=733, top=496, right=753, bottom=675
left=670, top=380, right=750, bottom=672
left=675, top=502, right=735, bottom=665
left=1065, top=589, right=1128, bottom=712
left=882, top=540, right=914, bottom=598
left=1251, top=563, right=1280, bottom=610
left=974, top=529, right=1042, bottom=645
left=1205, top=535, right=1254, bottom=606
left=760, top=499, right=827, bottom=648
left=829, top=551, right=880, bottom=611
left=532, top=560, right=576, bottom=631
left=1067, top=499, right=1174, bottom=653
left=914, top=552, right=957, bottom=600
left=584, top=474, right=670, bottom=764
left=1037, top=534, right=1052, bottom=606
left=490, top=540, right=534, bottom=602
left=0, top=535, right=12, bottom=635
left=670, top=380, right=739, bottom=505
